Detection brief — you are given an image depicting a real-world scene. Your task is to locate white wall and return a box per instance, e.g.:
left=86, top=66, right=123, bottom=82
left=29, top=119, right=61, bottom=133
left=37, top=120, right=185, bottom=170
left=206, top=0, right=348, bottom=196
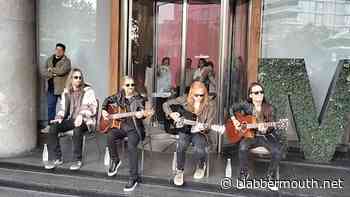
left=0, top=0, right=37, bottom=157
left=38, top=0, right=111, bottom=121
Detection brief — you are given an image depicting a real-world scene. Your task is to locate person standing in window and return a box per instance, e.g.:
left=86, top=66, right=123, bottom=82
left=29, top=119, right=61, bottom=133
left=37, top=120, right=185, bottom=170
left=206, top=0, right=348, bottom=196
left=42, top=43, right=71, bottom=133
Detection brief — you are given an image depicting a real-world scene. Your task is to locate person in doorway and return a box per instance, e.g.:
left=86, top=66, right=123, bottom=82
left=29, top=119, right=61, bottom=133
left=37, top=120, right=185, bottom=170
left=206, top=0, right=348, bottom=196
left=41, top=43, right=71, bottom=133
left=193, top=58, right=215, bottom=94
left=102, top=76, right=151, bottom=192
left=163, top=80, right=216, bottom=186
left=185, top=58, right=195, bottom=93
left=155, top=57, right=173, bottom=129
left=45, top=68, right=97, bottom=171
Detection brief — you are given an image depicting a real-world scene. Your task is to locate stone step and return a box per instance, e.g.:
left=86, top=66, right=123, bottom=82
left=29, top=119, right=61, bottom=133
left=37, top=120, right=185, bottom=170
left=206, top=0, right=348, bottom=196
left=0, top=162, right=300, bottom=197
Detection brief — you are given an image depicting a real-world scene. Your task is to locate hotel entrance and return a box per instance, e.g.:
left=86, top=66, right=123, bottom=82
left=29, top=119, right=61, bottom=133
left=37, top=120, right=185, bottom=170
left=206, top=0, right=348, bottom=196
left=119, top=0, right=237, bottom=153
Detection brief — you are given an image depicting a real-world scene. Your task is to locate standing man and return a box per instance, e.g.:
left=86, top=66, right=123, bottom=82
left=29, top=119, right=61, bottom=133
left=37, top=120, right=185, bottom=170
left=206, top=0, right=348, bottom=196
left=102, top=76, right=152, bottom=192
left=42, top=43, right=71, bottom=133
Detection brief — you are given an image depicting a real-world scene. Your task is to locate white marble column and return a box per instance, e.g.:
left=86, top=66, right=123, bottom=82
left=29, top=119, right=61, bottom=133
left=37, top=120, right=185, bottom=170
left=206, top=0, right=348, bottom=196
left=0, top=0, right=37, bottom=157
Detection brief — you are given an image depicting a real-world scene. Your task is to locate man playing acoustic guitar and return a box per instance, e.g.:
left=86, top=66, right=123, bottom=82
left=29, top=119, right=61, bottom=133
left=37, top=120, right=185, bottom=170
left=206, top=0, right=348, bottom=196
left=101, top=76, right=152, bottom=192
left=163, top=80, right=219, bottom=186
left=229, top=82, right=283, bottom=181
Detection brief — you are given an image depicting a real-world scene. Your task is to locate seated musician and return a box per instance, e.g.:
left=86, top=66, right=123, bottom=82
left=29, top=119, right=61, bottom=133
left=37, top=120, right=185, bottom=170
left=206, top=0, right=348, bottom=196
left=45, top=68, right=97, bottom=170
left=229, top=82, right=282, bottom=181
left=163, top=80, right=216, bottom=186
left=101, top=76, right=148, bottom=192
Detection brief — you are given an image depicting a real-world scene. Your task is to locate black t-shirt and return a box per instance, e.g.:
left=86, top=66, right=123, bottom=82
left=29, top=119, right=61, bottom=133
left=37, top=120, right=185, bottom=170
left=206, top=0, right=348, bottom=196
left=48, top=56, right=63, bottom=92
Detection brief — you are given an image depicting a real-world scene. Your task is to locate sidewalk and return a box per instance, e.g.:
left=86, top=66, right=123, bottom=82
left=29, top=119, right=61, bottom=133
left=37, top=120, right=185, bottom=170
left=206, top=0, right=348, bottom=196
left=0, top=130, right=348, bottom=197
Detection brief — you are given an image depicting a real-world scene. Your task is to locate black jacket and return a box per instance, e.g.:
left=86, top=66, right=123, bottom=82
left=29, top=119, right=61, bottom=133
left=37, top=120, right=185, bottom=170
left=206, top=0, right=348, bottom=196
left=102, top=90, right=146, bottom=140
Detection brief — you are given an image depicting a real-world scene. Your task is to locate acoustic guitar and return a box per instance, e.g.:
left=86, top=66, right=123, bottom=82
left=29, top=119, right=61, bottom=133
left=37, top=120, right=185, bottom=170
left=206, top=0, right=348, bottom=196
left=225, top=112, right=288, bottom=144
left=99, top=104, right=154, bottom=133
left=169, top=104, right=225, bottom=135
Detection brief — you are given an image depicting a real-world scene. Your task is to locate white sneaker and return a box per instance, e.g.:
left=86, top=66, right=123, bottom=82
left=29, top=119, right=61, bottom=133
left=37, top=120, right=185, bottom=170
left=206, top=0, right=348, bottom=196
left=193, top=164, right=206, bottom=179
left=44, top=162, right=55, bottom=170
left=174, top=170, right=184, bottom=186
left=54, top=158, right=63, bottom=165
left=41, top=126, right=50, bottom=134
left=69, top=161, right=82, bottom=170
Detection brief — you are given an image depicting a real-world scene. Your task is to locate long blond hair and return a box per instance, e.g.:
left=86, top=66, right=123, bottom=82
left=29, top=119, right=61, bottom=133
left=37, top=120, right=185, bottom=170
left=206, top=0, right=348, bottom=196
left=187, top=80, right=209, bottom=114
left=65, top=68, right=86, bottom=92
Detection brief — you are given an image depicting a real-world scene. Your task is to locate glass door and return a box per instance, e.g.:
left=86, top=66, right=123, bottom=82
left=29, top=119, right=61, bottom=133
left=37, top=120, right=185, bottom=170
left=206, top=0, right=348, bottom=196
left=126, top=0, right=228, bottom=152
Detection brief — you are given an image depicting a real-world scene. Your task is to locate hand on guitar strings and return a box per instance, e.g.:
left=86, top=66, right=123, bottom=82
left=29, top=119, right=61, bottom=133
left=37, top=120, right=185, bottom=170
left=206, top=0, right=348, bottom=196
left=191, top=123, right=206, bottom=133
left=50, top=118, right=63, bottom=124
left=135, top=110, right=144, bottom=119
left=231, top=116, right=242, bottom=131
left=169, top=112, right=181, bottom=122
left=257, top=123, right=268, bottom=134
left=102, top=110, right=109, bottom=120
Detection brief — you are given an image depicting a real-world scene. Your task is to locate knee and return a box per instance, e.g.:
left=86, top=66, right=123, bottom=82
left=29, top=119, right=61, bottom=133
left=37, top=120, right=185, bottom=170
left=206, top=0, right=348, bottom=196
left=49, top=124, right=59, bottom=135
left=127, top=138, right=139, bottom=151
left=194, top=146, right=206, bottom=157
left=271, top=147, right=282, bottom=159
left=177, top=141, right=188, bottom=153
left=239, top=143, right=249, bottom=153
left=73, top=128, right=84, bottom=138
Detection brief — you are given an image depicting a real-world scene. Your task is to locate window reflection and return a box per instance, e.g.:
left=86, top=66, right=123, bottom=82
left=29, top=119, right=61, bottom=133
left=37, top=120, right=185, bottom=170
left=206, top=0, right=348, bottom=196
left=262, top=0, right=350, bottom=112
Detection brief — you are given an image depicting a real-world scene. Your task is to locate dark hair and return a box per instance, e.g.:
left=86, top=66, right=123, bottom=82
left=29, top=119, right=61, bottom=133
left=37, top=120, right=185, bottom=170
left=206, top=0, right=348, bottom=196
left=161, top=57, right=170, bottom=65
left=198, top=58, right=207, bottom=68
left=56, top=43, right=66, bottom=51
left=247, top=82, right=273, bottom=121
left=207, top=61, right=214, bottom=68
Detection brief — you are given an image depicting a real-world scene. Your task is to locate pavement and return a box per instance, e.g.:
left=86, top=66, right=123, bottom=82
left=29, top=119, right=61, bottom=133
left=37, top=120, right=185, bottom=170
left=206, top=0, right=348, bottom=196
left=0, top=128, right=349, bottom=197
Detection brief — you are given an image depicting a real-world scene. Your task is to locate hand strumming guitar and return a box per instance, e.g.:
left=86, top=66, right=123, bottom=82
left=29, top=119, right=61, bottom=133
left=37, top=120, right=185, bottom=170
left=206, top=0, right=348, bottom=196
left=257, top=123, right=268, bottom=134
left=230, top=116, right=242, bottom=131
left=102, top=110, right=109, bottom=120
left=169, top=112, right=181, bottom=122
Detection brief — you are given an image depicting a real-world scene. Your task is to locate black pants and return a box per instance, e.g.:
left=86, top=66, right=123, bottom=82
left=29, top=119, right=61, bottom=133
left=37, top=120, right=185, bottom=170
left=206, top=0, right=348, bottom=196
left=48, top=119, right=87, bottom=161
left=155, top=97, right=170, bottom=130
left=239, top=134, right=282, bottom=173
left=176, top=132, right=208, bottom=170
left=107, top=128, right=140, bottom=180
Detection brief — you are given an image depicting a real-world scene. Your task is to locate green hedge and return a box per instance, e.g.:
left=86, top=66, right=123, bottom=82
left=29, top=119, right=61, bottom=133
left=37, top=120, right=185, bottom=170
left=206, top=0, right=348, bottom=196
left=259, top=59, right=350, bottom=162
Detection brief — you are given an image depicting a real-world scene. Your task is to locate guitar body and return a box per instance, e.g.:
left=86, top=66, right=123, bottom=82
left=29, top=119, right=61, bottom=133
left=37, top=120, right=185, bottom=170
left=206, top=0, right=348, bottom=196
left=225, top=112, right=256, bottom=144
left=99, top=105, right=127, bottom=133
left=169, top=104, right=197, bottom=134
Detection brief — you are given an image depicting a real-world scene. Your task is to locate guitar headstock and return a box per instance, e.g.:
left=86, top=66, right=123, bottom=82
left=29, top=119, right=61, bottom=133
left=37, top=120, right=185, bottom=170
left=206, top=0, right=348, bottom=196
left=277, top=119, right=289, bottom=129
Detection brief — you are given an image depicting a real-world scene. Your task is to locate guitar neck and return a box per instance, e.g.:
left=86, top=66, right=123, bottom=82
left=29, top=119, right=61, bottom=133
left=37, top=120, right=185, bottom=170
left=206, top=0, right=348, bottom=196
left=182, top=119, right=222, bottom=132
left=183, top=119, right=208, bottom=127
left=247, top=122, right=279, bottom=129
left=109, top=111, right=139, bottom=119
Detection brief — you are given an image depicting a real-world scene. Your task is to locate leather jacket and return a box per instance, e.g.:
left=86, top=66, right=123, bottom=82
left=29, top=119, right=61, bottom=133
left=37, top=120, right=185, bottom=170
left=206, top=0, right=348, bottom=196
left=102, top=90, right=146, bottom=140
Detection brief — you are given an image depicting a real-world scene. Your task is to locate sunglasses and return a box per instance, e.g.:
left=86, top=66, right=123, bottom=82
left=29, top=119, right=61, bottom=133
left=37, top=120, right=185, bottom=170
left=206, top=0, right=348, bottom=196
left=125, top=83, right=135, bottom=87
left=73, top=76, right=82, bottom=80
left=251, top=91, right=264, bottom=95
left=194, top=94, right=205, bottom=98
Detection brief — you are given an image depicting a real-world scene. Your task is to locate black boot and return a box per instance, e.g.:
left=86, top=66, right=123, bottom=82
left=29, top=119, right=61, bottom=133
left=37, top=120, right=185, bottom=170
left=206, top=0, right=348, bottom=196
left=238, top=168, right=249, bottom=180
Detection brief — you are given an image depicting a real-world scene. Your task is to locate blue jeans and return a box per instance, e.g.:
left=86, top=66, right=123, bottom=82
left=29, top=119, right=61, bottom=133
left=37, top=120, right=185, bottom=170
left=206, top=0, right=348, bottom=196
left=48, top=89, right=59, bottom=122
left=176, top=132, right=208, bottom=170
